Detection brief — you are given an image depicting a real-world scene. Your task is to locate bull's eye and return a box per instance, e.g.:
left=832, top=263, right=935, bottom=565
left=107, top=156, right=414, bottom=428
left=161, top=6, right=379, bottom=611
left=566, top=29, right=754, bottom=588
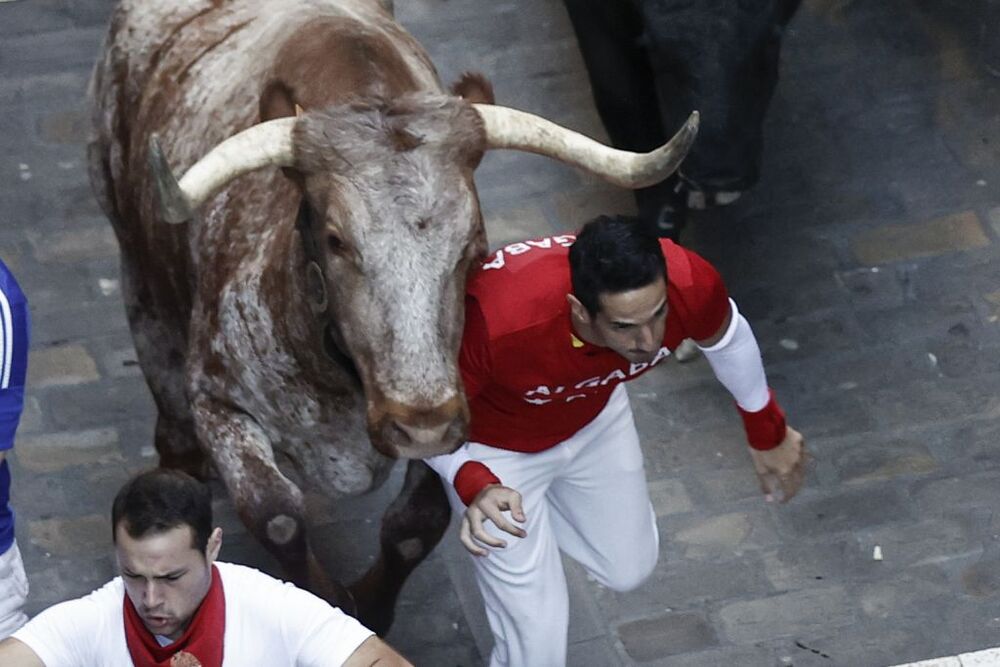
left=326, top=232, right=344, bottom=253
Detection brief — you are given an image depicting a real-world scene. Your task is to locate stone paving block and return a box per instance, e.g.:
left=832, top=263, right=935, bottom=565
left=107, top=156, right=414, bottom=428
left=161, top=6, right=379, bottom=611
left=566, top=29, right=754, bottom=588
left=777, top=388, right=877, bottom=440
left=638, top=644, right=779, bottom=667
left=667, top=509, right=780, bottom=560
left=475, top=155, right=583, bottom=208
left=943, top=417, right=1000, bottom=470
left=856, top=295, right=982, bottom=348
left=617, top=612, right=718, bottom=662
left=773, top=343, right=936, bottom=396
left=646, top=478, right=694, bottom=517
left=27, top=344, right=99, bottom=387
left=752, top=308, right=865, bottom=361
left=832, top=438, right=938, bottom=484
left=717, top=586, right=855, bottom=644
left=865, top=376, right=1000, bottom=431
left=29, top=298, right=130, bottom=346
left=27, top=514, right=106, bottom=558
left=37, top=106, right=88, bottom=145
left=28, top=225, right=119, bottom=263
left=640, top=422, right=751, bottom=479
left=989, top=206, right=1000, bottom=237
left=912, top=471, right=1000, bottom=512
left=381, top=554, right=481, bottom=656
left=959, top=556, right=1000, bottom=597
left=99, top=346, right=143, bottom=379
left=15, top=394, right=43, bottom=434
left=14, top=426, right=120, bottom=473
left=857, top=516, right=983, bottom=571
left=595, top=556, right=772, bottom=620
left=47, top=378, right=156, bottom=429
left=835, top=265, right=908, bottom=309
left=0, top=0, right=113, bottom=36
left=807, top=624, right=945, bottom=667
left=21, top=556, right=115, bottom=615
left=851, top=210, right=991, bottom=265
left=776, top=485, right=913, bottom=537
left=687, top=466, right=764, bottom=506
left=760, top=535, right=875, bottom=592
left=483, top=204, right=551, bottom=250
left=566, top=559, right=612, bottom=643
left=567, top=636, right=623, bottom=667
left=0, top=27, right=106, bottom=79
left=857, top=569, right=953, bottom=620
left=554, top=186, right=637, bottom=229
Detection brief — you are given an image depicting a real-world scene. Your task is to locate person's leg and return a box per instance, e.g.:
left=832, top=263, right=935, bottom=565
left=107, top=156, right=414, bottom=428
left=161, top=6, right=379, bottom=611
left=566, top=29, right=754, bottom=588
left=441, top=444, right=571, bottom=667
left=0, top=540, right=29, bottom=639
left=561, top=0, right=687, bottom=238
left=546, top=385, right=659, bottom=592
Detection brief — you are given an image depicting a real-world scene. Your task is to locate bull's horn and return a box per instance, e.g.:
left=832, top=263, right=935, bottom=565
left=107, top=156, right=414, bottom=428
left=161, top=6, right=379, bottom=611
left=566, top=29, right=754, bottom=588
left=473, top=105, right=699, bottom=189
left=148, top=117, right=297, bottom=224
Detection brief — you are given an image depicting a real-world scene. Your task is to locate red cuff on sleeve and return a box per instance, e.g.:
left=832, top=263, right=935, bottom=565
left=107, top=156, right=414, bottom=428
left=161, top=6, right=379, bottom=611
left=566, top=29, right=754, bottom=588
left=737, top=389, right=787, bottom=451
left=454, top=461, right=502, bottom=506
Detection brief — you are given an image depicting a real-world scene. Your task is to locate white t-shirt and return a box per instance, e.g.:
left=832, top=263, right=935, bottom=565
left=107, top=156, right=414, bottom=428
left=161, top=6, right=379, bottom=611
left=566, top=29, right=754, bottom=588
left=12, top=561, right=374, bottom=667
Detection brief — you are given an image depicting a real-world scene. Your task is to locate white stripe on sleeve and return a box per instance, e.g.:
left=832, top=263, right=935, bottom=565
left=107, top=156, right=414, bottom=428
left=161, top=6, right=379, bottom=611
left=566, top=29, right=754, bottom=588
left=0, top=288, right=12, bottom=389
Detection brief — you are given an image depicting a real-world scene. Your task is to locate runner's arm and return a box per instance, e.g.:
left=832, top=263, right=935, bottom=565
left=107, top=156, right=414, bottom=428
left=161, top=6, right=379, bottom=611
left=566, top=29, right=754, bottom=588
left=0, top=638, right=45, bottom=667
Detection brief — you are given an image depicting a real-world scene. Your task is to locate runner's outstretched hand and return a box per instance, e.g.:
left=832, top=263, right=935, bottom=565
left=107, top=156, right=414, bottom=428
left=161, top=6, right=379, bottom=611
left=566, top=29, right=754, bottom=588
left=460, top=484, right=526, bottom=556
left=747, top=426, right=808, bottom=503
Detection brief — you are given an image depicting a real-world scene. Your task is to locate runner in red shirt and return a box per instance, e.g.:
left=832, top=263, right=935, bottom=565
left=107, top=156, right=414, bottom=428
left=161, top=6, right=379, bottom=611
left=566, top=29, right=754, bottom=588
left=426, top=215, right=806, bottom=667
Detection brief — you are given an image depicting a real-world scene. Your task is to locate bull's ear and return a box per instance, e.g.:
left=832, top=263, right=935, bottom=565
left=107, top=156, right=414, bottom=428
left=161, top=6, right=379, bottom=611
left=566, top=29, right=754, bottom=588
left=260, top=79, right=305, bottom=185
left=260, top=79, right=299, bottom=121
left=450, top=72, right=495, bottom=105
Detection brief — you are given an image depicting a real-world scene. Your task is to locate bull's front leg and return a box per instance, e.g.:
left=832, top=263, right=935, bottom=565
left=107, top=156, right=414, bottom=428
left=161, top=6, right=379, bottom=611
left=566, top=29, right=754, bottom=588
left=190, top=395, right=355, bottom=613
left=349, top=459, right=451, bottom=635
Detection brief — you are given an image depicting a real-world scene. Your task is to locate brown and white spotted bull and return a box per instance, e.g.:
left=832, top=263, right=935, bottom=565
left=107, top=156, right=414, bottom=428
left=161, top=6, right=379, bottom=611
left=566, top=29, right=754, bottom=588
left=87, top=0, right=697, bottom=632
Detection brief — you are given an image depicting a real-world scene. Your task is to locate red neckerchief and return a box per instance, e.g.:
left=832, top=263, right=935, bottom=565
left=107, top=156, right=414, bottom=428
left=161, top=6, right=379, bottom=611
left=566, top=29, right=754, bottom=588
left=123, top=564, right=225, bottom=667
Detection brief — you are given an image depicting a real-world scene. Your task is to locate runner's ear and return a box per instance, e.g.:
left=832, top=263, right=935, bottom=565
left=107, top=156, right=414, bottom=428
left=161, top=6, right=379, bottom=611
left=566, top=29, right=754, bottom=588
left=206, top=527, right=223, bottom=563
left=566, top=293, right=591, bottom=324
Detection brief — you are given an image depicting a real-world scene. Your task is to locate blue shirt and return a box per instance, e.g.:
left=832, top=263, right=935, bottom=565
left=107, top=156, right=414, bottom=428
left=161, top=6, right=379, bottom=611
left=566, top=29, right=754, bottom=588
left=0, top=257, right=29, bottom=554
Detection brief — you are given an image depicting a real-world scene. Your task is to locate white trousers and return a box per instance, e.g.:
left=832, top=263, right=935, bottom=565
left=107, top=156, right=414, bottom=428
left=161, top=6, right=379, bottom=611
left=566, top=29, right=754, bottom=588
left=0, top=540, right=29, bottom=640
left=445, top=385, right=659, bottom=667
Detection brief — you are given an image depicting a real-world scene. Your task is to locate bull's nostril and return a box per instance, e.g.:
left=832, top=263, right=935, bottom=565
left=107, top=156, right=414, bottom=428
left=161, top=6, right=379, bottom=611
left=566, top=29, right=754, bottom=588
left=393, top=420, right=452, bottom=446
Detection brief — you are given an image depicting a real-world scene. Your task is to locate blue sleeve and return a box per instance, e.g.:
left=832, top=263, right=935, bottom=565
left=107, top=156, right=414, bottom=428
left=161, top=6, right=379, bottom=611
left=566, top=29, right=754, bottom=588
left=0, top=386, right=25, bottom=451
left=0, top=270, right=29, bottom=450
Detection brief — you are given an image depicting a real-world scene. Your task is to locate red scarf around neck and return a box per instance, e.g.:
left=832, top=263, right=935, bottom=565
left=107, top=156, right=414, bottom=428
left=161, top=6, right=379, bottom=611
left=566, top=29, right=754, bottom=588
left=123, top=564, right=226, bottom=667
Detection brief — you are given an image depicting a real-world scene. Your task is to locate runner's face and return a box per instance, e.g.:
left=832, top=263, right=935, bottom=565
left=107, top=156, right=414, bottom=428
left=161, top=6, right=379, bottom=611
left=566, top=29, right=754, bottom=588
left=591, top=279, right=668, bottom=363
left=116, top=524, right=221, bottom=641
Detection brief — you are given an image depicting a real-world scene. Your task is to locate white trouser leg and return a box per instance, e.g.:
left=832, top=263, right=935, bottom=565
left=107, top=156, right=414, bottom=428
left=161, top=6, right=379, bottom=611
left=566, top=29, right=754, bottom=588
left=0, top=540, right=29, bottom=640
left=546, top=386, right=659, bottom=591
left=444, top=441, right=570, bottom=667
left=444, top=385, right=657, bottom=667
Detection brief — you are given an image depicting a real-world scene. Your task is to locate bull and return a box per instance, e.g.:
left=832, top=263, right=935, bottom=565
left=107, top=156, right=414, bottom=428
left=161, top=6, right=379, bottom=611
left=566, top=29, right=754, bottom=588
left=563, top=0, right=801, bottom=237
left=88, top=0, right=697, bottom=632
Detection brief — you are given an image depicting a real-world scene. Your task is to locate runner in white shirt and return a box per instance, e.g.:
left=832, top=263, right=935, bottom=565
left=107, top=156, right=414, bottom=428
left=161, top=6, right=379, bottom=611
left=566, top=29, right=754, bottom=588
left=0, top=468, right=411, bottom=667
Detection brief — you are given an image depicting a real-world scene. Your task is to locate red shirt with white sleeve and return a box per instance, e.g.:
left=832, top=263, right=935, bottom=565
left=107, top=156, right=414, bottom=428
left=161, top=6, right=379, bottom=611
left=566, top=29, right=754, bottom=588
left=441, top=234, right=786, bottom=505
left=460, top=234, right=729, bottom=453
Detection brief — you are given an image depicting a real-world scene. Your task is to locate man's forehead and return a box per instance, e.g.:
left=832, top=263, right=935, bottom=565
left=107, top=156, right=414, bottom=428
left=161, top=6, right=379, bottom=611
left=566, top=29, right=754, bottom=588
left=116, top=524, right=200, bottom=562
left=597, top=280, right=667, bottom=321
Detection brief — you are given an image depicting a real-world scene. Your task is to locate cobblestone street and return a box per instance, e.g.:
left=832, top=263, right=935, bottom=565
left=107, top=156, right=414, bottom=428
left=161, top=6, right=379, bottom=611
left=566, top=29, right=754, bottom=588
left=1, top=0, right=999, bottom=665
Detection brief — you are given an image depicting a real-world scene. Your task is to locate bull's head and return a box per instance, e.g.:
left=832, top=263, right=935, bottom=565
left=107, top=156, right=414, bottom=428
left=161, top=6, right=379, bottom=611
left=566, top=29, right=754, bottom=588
left=638, top=0, right=801, bottom=206
left=148, top=84, right=697, bottom=459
